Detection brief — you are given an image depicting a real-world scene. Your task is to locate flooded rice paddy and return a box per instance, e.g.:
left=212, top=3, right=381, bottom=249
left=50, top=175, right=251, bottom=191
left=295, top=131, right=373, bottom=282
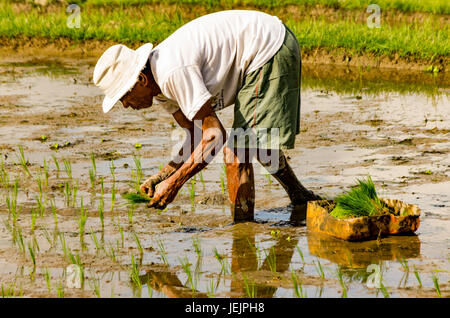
left=0, top=56, right=449, bottom=298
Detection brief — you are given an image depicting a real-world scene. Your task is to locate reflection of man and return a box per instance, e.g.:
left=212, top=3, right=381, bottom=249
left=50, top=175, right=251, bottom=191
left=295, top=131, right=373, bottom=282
left=93, top=10, right=319, bottom=222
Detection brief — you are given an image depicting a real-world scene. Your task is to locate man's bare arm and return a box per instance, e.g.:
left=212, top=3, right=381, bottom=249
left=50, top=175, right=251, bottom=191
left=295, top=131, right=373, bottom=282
left=148, top=100, right=227, bottom=209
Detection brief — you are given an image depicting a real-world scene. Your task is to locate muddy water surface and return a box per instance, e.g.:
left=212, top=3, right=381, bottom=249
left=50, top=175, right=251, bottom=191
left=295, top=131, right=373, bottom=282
left=0, top=57, right=448, bottom=298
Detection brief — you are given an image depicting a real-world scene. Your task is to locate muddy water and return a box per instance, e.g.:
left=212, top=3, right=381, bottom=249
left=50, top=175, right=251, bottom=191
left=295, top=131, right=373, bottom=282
left=0, top=57, right=448, bottom=298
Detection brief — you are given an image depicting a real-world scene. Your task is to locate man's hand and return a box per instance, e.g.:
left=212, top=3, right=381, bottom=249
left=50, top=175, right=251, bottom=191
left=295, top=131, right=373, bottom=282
left=140, top=165, right=176, bottom=197
left=147, top=178, right=179, bottom=210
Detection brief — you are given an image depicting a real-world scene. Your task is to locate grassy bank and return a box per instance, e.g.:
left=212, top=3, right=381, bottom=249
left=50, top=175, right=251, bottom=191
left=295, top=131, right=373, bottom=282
left=0, top=0, right=448, bottom=64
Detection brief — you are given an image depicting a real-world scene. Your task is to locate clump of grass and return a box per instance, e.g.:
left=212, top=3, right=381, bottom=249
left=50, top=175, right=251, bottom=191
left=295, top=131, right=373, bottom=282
left=62, top=158, right=72, bottom=179
left=122, top=192, right=151, bottom=205
left=330, top=176, right=388, bottom=219
left=413, top=266, right=422, bottom=287
left=179, top=257, right=198, bottom=295
left=314, top=259, right=325, bottom=278
left=213, top=247, right=230, bottom=275
left=156, top=239, right=169, bottom=266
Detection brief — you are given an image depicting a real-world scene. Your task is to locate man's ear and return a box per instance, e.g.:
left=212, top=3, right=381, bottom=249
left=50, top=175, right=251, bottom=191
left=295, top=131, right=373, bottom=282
left=138, top=72, right=149, bottom=87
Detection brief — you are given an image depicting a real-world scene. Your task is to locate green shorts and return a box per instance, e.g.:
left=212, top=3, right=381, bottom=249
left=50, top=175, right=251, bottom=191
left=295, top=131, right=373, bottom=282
left=231, top=25, right=301, bottom=150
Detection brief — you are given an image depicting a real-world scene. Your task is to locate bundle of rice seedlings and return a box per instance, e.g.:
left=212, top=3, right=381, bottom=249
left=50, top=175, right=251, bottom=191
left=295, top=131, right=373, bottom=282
left=122, top=192, right=151, bottom=205
left=330, top=176, right=388, bottom=219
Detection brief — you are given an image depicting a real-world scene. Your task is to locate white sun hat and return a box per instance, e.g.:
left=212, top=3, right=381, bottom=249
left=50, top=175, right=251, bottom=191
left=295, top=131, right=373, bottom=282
left=93, top=43, right=153, bottom=113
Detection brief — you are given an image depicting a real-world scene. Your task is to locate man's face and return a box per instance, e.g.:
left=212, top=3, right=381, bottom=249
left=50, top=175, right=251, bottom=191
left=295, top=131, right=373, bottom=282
left=120, top=72, right=155, bottom=110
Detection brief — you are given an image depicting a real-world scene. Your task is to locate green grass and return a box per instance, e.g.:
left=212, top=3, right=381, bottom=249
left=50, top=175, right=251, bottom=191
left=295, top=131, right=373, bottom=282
left=84, top=0, right=450, bottom=15
left=0, top=1, right=447, bottom=61
left=330, top=175, right=388, bottom=219
left=122, top=192, right=151, bottom=204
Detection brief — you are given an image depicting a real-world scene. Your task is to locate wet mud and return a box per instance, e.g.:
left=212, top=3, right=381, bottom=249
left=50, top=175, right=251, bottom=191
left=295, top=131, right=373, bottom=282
left=0, top=56, right=448, bottom=298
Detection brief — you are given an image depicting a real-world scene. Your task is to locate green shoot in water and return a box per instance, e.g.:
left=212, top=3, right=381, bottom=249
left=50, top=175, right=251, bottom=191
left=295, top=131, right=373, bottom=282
left=314, top=259, right=325, bottom=278
left=78, top=198, right=87, bottom=238
left=264, top=247, right=277, bottom=274
left=242, top=274, right=257, bottom=298
left=16, top=145, right=32, bottom=177
left=189, top=177, right=196, bottom=207
left=413, top=266, right=422, bottom=287
left=132, top=232, right=144, bottom=262
left=291, top=270, right=305, bottom=298
left=44, top=268, right=51, bottom=292
left=432, top=273, right=442, bottom=298
left=51, top=155, right=60, bottom=176
left=156, top=239, right=169, bottom=266
left=130, top=254, right=142, bottom=289
left=213, top=247, right=230, bottom=275
left=296, top=246, right=306, bottom=267
left=62, top=158, right=72, bottom=179
left=330, top=176, right=386, bottom=219
left=179, top=257, right=198, bottom=295
left=98, top=195, right=105, bottom=230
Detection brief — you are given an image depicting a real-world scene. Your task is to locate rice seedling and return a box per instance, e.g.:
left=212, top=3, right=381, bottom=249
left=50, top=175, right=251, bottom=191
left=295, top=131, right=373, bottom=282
left=30, top=207, right=37, bottom=232
left=89, top=168, right=96, bottom=190
left=96, top=175, right=103, bottom=195
left=296, top=246, right=306, bottom=267
left=379, top=283, right=390, bottom=298
left=58, top=232, right=68, bottom=259
left=291, top=270, right=305, bottom=298
left=213, top=247, right=229, bottom=275
left=122, top=192, right=151, bottom=205
left=42, top=159, right=49, bottom=187
left=110, top=159, right=116, bottom=184
left=314, top=259, right=325, bottom=278
left=242, top=274, right=257, bottom=298
left=413, top=266, right=422, bottom=287
left=72, top=180, right=79, bottom=208
left=98, top=196, right=105, bottom=230
left=132, top=232, right=144, bottom=262
left=246, top=238, right=262, bottom=267
left=117, top=219, right=124, bottom=247
left=330, top=176, right=388, bottom=219
left=432, top=273, right=441, bottom=298
left=128, top=204, right=135, bottom=225
left=1, top=279, right=18, bottom=298
left=206, top=278, right=218, bottom=298
left=62, top=158, right=72, bottom=179
left=90, top=153, right=97, bottom=175
left=130, top=254, right=142, bottom=289
left=50, top=200, right=58, bottom=227
left=56, top=281, right=65, bottom=298
left=35, top=195, right=46, bottom=217
left=89, top=229, right=102, bottom=252
left=192, top=236, right=202, bottom=258
left=90, top=276, right=101, bottom=298
left=28, top=243, right=36, bottom=274
left=51, top=155, right=60, bottom=176
left=63, top=181, right=71, bottom=207
left=179, top=257, right=198, bottom=295
left=156, top=239, right=169, bottom=266
left=6, top=179, right=20, bottom=223
left=0, top=159, right=9, bottom=190
left=41, top=227, right=54, bottom=248
left=264, top=247, right=277, bottom=274
left=110, top=185, right=117, bottom=213
left=15, top=227, right=25, bottom=254
left=16, top=145, right=32, bottom=178
left=399, top=257, right=410, bottom=272
left=131, top=155, right=143, bottom=192
left=105, top=241, right=118, bottom=263
left=337, top=267, right=347, bottom=298
left=78, top=198, right=88, bottom=238
left=44, top=268, right=51, bottom=292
